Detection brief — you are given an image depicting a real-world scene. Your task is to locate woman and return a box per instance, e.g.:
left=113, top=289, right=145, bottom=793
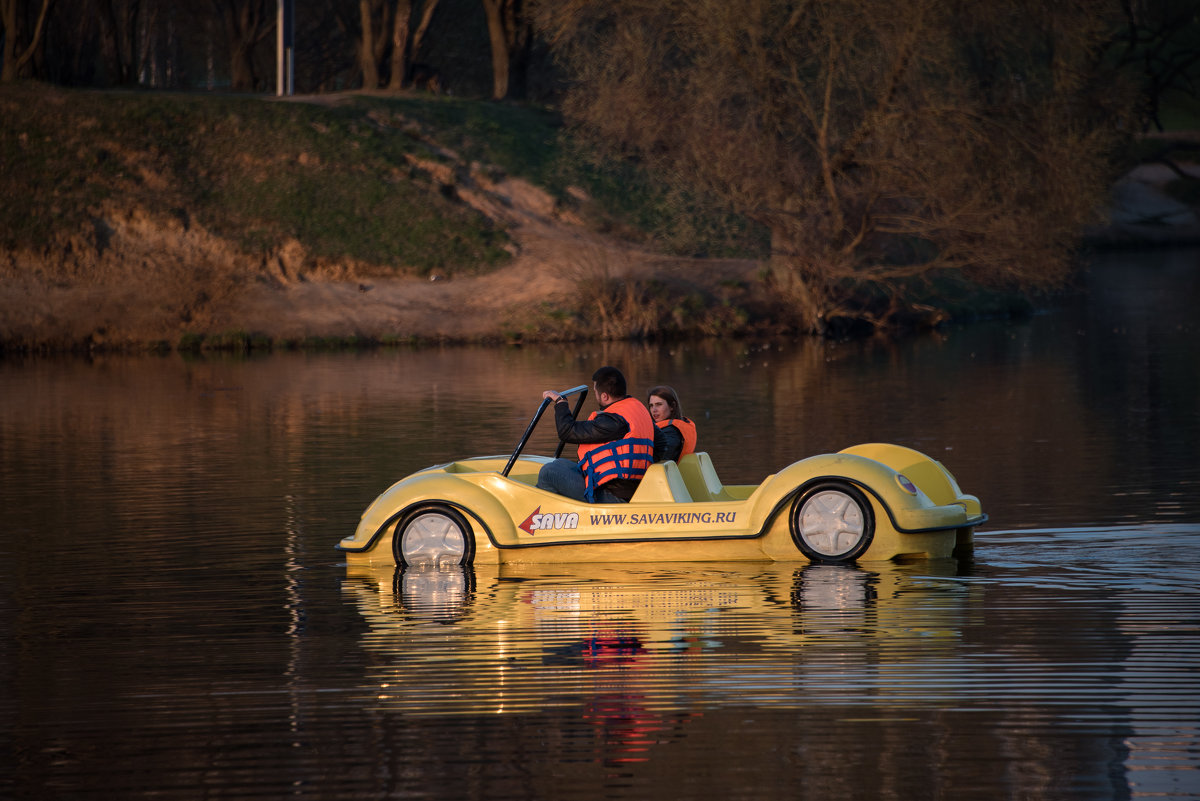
left=646, top=385, right=698, bottom=463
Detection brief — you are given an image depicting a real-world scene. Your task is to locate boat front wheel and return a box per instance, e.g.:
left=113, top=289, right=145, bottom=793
left=789, top=481, right=875, bottom=563
left=393, top=505, right=473, bottom=567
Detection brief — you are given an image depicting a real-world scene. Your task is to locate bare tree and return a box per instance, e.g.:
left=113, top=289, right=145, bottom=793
left=1, top=0, right=54, bottom=81
left=538, top=0, right=1136, bottom=333
left=482, top=0, right=529, bottom=99
left=210, top=0, right=272, bottom=90
left=358, top=0, right=443, bottom=91
left=387, top=0, right=439, bottom=89
left=95, top=0, right=157, bottom=85
left=1111, top=0, right=1200, bottom=131
left=357, top=0, right=388, bottom=88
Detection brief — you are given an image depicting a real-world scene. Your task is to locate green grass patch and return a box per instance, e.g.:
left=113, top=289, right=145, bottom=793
left=0, top=84, right=512, bottom=273
left=1, top=83, right=767, bottom=275
left=369, top=94, right=770, bottom=259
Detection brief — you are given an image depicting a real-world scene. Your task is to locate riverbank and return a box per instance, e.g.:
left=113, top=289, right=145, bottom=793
left=0, top=147, right=774, bottom=351
left=3, top=85, right=1198, bottom=353
left=1, top=85, right=785, bottom=352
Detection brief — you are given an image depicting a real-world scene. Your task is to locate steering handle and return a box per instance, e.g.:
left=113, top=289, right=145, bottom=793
left=502, top=385, right=590, bottom=477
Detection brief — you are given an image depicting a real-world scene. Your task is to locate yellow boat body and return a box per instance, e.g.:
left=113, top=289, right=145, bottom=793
left=338, top=444, right=985, bottom=565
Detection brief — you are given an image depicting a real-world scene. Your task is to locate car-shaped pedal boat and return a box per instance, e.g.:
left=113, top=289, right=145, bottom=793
left=338, top=385, right=986, bottom=566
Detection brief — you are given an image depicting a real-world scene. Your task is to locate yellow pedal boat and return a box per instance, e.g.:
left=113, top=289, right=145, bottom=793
left=338, top=385, right=985, bottom=566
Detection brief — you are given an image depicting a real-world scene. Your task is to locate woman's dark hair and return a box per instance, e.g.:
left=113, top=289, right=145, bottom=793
left=592, top=366, right=627, bottom=398
left=646, top=385, right=682, bottom=419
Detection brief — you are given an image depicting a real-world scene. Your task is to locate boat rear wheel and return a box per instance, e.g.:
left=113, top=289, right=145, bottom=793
left=789, top=481, right=875, bottom=563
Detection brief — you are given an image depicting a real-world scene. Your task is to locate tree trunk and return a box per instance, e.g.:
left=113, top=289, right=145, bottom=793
left=358, top=0, right=395, bottom=90
left=769, top=226, right=825, bottom=335
left=386, top=0, right=410, bottom=90
left=481, top=0, right=530, bottom=99
left=98, top=0, right=138, bottom=85
left=213, top=0, right=272, bottom=91
left=230, top=38, right=255, bottom=89
left=482, top=0, right=508, bottom=99
left=359, top=0, right=378, bottom=89
left=483, top=0, right=529, bottom=99
left=1, top=0, right=54, bottom=83
left=387, top=0, right=439, bottom=90
left=1, top=0, right=17, bottom=82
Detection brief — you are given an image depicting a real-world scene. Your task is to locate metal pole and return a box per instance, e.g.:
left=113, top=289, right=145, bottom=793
left=276, top=0, right=294, bottom=96
left=285, top=0, right=294, bottom=95
left=276, top=0, right=283, bottom=96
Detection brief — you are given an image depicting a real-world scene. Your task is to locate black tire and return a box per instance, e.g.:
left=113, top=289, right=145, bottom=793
left=392, top=505, right=474, bottom=567
left=789, top=481, right=875, bottom=563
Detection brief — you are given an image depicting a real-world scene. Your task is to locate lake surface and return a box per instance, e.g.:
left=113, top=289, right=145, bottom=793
left=2, top=248, right=1199, bottom=799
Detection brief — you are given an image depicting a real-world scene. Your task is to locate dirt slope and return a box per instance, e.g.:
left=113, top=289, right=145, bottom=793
left=0, top=151, right=760, bottom=350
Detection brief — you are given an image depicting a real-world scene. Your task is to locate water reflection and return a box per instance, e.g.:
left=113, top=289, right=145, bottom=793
left=345, top=560, right=976, bottom=717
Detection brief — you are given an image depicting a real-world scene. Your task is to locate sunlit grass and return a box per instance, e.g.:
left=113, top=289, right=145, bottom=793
left=0, top=85, right=513, bottom=274
left=0, top=83, right=765, bottom=275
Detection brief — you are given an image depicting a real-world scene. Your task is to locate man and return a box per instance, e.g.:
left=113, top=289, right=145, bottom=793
left=536, top=366, right=656, bottom=503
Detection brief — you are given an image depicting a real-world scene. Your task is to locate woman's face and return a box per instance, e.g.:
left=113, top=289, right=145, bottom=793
left=648, top=394, right=671, bottom=422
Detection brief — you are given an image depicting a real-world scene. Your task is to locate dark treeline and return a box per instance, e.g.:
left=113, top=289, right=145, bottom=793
left=2, top=1, right=1198, bottom=115
left=0, top=0, right=554, bottom=99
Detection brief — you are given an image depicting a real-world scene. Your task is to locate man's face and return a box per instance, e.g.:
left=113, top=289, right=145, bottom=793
left=594, top=383, right=611, bottom=408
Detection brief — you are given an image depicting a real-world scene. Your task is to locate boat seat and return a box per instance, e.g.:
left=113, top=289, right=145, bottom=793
left=630, top=461, right=693, bottom=503
left=677, top=452, right=735, bottom=502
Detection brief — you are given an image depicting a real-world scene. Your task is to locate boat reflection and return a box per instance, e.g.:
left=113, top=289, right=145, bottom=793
left=392, top=563, right=477, bottom=622
left=343, top=559, right=976, bottom=717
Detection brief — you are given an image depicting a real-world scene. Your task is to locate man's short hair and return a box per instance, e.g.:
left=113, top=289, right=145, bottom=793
left=592, top=366, right=626, bottom=398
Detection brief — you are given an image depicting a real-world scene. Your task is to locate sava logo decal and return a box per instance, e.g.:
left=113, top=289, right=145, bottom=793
left=519, top=506, right=580, bottom=535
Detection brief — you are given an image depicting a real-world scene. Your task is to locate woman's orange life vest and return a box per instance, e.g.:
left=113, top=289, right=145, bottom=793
left=656, top=417, right=697, bottom=458
left=576, top=397, right=656, bottom=501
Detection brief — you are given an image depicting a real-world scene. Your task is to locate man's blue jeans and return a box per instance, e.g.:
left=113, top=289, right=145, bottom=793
left=535, top=458, right=625, bottom=503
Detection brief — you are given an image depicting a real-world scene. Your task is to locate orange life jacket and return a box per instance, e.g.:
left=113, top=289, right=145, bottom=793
left=656, top=417, right=697, bottom=458
left=576, top=397, right=656, bottom=502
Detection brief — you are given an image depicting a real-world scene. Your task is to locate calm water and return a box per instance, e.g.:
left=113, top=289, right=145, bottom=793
left=2, top=248, right=1199, bottom=800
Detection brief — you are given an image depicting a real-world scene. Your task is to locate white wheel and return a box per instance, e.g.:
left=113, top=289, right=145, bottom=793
left=790, top=482, right=875, bottom=562
left=393, top=506, right=471, bottom=567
